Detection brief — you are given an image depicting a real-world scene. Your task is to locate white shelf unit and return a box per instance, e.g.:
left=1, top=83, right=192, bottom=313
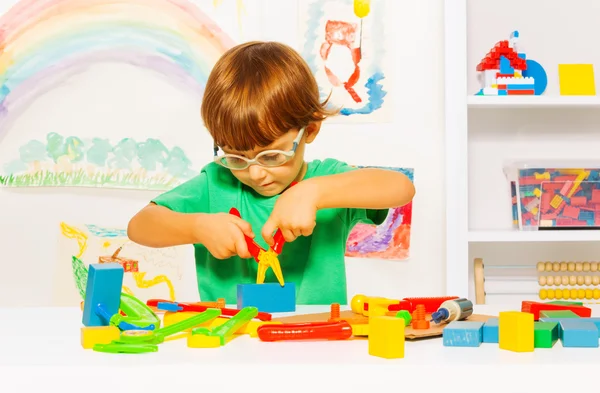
left=443, top=0, right=600, bottom=299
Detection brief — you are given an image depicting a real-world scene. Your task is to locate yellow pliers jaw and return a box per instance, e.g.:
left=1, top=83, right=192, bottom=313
left=256, top=249, right=285, bottom=286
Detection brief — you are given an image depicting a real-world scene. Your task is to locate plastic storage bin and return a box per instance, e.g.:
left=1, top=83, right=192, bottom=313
left=504, top=161, right=600, bottom=230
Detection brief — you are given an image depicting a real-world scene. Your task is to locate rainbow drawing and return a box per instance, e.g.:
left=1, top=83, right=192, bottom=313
left=0, top=0, right=237, bottom=139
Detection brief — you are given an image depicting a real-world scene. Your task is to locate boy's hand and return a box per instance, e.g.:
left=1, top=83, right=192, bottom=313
left=262, top=181, right=319, bottom=246
left=196, top=213, right=255, bottom=260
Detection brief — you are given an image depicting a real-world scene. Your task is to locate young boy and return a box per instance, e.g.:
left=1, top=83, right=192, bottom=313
left=127, top=41, right=415, bottom=305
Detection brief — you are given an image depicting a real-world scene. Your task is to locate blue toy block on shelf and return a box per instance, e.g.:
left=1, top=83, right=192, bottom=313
left=237, top=283, right=296, bottom=313
left=82, top=263, right=124, bottom=327
left=560, top=320, right=599, bottom=348
left=442, top=321, right=484, bottom=347
left=482, top=317, right=499, bottom=343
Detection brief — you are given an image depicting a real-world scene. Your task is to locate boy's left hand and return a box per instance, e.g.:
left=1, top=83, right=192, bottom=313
left=262, top=181, right=319, bottom=246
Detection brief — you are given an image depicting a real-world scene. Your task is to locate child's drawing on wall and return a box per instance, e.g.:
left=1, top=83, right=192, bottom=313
left=299, top=0, right=393, bottom=123
left=346, top=166, right=413, bottom=260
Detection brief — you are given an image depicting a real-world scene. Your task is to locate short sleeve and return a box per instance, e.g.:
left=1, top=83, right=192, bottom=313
left=151, top=173, right=210, bottom=214
left=308, top=159, right=389, bottom=227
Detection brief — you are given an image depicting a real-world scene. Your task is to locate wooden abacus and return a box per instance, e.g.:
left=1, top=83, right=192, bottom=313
left=473, top=258, right=600, bottom=304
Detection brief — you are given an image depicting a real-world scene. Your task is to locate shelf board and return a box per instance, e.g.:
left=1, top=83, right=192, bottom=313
left=468, top=95, right=600, bottom=108
left=468, top=229, right=600, bottom=242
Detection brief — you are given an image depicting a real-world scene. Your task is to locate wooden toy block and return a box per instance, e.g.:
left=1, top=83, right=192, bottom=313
left=560, top=320, right=599, bottom=348
left=581, top=317, right=600, bottom=337
left=546, top=301, right=583, bottom=306
left=237, top=283, right=295, bottom=313
left=499, top=311, right=534, bottom=352
left=82, top=264, right=124, bottom=327
left=81, top=326, right=120, bottom=349
left=558, top=64, right=596, bottom=95
left=368, top=316, right=404, bottom=359
left=482, top=317, right=498, bottom=343
left=521, top=301, right=591, bottom=320
left=539, top=310, right=579, bottom=319
left=442, top=321, right=484, bottom=347
left=534, top=322, right=559, bottom=348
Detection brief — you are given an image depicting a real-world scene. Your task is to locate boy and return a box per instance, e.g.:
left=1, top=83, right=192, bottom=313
left=127, top=41, right=415, bottom=305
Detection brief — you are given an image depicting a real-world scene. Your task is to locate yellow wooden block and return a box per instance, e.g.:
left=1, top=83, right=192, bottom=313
left=559, top=64, right=596, bottom=95
left=499, top=311, right=534, bottom=352
left=368, top=316, right=404, bottom=359
left=81, top=326, right=120, bottom=349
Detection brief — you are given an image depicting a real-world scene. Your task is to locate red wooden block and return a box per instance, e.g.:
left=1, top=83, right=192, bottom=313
left=521, top=301, right=592, bottom=320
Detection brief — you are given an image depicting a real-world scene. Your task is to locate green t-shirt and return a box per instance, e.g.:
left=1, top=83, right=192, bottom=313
left=151, top=158, right=388, bottom=305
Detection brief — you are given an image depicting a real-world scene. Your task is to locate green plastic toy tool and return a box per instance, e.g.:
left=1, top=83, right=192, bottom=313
left=192, top=306, right=258, bottom=345
left=110, top=293, right=161, bottom=330
left=116, top=308, right=222, bottom=345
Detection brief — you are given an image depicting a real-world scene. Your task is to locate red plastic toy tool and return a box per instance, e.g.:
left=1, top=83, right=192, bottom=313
left=256, top=321, right=353, bottom=342
left=229, top=181, right=297, bottom=286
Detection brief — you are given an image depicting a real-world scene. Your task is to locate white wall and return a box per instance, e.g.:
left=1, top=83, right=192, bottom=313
left=0, top=0, right=446, bottom=306
left=466, top=0, right=600, bottom=303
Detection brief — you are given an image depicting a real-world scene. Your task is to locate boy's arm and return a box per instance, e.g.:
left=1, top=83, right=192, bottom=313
left=127, top=203, right=208, bottom=248
left=308, top=167, right=415, bottom=210
left=127, top=173, right=211, bottom=248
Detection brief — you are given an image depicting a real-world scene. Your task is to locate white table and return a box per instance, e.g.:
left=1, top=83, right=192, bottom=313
left=1, top=304, right=599, bottom=392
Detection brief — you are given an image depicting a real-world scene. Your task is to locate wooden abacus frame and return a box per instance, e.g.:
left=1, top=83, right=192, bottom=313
left=473, top=258, right=600, bottom=305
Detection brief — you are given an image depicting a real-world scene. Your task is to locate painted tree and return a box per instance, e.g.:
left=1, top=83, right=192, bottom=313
left=64, top=136, right=85, bottom=163
left=86, top=138, right=113, bottom=167
left=136, top=138, right=169, bottom=171
left=165, top=146, right=195, bottom=178
left=108, top=138, right=137, bottom=170
left=46, top=132, right=67, bottom=163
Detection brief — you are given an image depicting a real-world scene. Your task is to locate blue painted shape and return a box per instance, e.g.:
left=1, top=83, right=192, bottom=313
left=523, top=59, right=548, bottom=95
left=498, top=90, right=508, bottom=95
left=482, top=317, right=499, bottom=343
left=442, top=321, right=484, bottom=347
left=507, top=84, right=535, bottom=90
left=499, top=55, right=514, bottom=75
left=237, top=283, right=296, bottom=313
left=560, top=320, right=599, bottom=347
left=82, top=264, right=124, bottom=327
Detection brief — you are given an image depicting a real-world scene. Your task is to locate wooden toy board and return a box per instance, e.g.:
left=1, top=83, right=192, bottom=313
left=274, top=310, right=495, bottom=340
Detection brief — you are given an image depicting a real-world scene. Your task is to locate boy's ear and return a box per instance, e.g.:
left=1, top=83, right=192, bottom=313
left=305, top=121, right=321, bottom=144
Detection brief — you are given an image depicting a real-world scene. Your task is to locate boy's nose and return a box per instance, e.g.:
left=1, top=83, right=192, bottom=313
left=248, top=164, right=267, bottom=182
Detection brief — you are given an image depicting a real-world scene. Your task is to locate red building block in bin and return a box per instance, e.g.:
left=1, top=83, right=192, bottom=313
left=592, top=189, right=600, bottom=203
left=521, top=301, right=592, bottom=321
left=562, top=205, right=580, bottom=219
left=571, top=196, right=587, bottom=206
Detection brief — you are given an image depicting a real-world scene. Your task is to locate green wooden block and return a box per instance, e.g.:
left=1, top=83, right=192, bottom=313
left=534, top=321, right=559, bottom=348
left=539, top=310, right=579, bottom=319
left=546, top=301, right=583, bottom=306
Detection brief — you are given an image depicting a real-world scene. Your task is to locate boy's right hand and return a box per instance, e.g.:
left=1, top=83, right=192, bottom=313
left=195, top=213, right=255, bottom=260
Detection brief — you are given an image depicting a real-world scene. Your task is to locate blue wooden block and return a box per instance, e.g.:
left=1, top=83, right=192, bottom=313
left=237, top=283, right=296, bottom=313
left=582, top=317, right=600, bottom=337
left=82, top=264, right=124, bottom=327
left=482, top=317, right=499, bottom=343
left=442, top=321, right=484, bottom=347
left=539, top=317, right=574, bottom=339
left=560, top=320, right=599, bottom=348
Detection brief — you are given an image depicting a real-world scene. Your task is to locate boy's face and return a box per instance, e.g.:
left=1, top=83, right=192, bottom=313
left=220, top=125, right=318, bottom=197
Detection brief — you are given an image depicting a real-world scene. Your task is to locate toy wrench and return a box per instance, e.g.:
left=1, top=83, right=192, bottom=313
left=229, top=207, right=286, bottom=286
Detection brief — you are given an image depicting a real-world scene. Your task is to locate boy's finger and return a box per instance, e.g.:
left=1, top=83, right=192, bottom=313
left=234, top=233, right=251, bottom=259
left=233, top=218, right=255, bottom=238
left=261, top=219, right=278, bottom=246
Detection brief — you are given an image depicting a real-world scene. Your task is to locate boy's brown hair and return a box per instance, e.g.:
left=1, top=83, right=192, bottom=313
left=201, top=41, right=337, bottom=151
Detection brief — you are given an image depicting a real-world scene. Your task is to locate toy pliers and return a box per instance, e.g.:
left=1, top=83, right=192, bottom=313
left=229, top=207, right=286, bottom=286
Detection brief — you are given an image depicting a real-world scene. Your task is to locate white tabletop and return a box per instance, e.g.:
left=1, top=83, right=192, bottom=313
left=1, top=304, right=599, bottom=392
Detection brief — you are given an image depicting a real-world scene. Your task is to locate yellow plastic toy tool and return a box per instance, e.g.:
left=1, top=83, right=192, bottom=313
left=229, top=208, right=285, bottom=286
